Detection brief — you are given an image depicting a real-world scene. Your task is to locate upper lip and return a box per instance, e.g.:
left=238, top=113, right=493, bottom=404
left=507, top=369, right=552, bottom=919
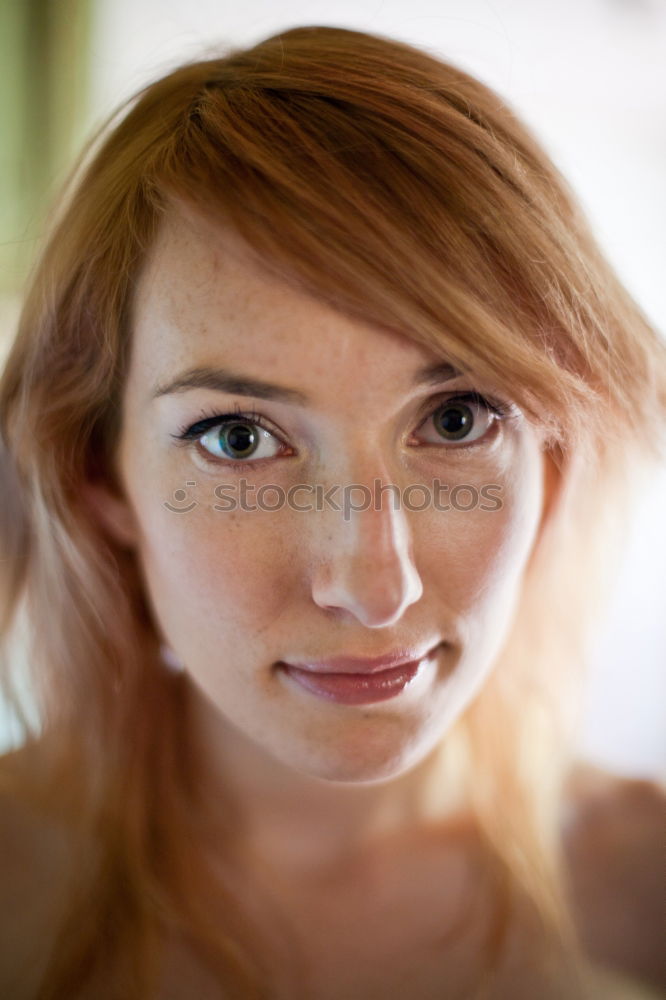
left=282, top=643, right=441, bottom=675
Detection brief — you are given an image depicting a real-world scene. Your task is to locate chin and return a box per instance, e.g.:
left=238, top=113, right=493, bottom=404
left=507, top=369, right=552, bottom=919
left=284, top=731, right=440, bottom=786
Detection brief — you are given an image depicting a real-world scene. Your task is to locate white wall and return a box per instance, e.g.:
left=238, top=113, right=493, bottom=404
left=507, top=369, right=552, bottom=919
left=9, top=0, right=665, bottom=774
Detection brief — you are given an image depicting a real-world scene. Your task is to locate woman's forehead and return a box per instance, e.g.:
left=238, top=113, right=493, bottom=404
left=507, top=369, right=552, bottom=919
left=130, top=209, right=462, bottom=398
left=137, top=206, right=268, bottom=303
left=128, top=202, right=543, bottom=426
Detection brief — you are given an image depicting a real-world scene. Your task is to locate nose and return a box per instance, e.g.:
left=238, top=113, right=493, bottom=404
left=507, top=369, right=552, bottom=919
left=310, top=478, right=424, bottom=628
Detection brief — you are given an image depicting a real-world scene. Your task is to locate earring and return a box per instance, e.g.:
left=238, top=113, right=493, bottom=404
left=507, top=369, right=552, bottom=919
left=159, top=643, right=185, bottom=673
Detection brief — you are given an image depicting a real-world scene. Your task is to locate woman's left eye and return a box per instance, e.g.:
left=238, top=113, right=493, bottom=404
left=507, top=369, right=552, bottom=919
left=415, top=393, right=507, bottom=447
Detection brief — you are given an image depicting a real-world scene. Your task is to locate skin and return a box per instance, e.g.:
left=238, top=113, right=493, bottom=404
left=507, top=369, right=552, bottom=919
left=87, top=204, right=556, bottom=883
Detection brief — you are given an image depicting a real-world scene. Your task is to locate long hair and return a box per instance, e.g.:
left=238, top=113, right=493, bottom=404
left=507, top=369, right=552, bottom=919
left=1, top=24, right=665, bottom=998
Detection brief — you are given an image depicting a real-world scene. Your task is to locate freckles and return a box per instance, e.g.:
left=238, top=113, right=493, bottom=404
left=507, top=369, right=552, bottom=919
left=162, top=506, right=300, bottom=624
left=417, top=481, right=527, bottom=612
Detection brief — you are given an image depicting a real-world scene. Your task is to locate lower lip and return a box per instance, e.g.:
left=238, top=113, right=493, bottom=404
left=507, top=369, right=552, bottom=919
left=279, top=652, right=437, bottom=706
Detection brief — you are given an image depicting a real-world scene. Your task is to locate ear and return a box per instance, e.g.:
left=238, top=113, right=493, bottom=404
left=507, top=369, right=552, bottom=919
left=536, top=445, right=565, bottom=538
left=81, top=477, right=140, bottom=549
left=522, top=447, right=565, bottom=578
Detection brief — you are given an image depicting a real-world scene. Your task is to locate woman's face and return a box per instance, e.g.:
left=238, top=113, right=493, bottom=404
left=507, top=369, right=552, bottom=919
left=92, top=207, right=552, bottom=784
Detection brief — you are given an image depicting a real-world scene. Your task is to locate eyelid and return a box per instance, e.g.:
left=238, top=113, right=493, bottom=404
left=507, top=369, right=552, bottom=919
left=416, top=389, right=510, bottom=422
left=172, top=405, right=278, bottom=441
left=413, top=390, right=512, bottom=442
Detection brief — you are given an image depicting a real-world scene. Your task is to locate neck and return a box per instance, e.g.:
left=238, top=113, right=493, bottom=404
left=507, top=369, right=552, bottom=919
left=185, top=679, right=472, bottom=882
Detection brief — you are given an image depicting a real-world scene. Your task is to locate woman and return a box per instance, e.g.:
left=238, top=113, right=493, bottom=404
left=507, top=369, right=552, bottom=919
left=0, top=24, right=664, bottom=1000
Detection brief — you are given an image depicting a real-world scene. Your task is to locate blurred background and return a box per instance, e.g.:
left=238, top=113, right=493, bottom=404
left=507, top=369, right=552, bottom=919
left=1, top=0, right=665, bottom=777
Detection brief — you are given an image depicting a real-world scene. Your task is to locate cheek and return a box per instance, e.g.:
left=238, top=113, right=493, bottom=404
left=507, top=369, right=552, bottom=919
left=416, top=458, right=543, bottom=626
left=132, top=494, right=300, bottom=644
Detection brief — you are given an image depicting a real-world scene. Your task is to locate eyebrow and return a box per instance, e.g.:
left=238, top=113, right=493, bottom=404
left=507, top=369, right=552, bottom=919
left=151, top=360, right=461, bottom=404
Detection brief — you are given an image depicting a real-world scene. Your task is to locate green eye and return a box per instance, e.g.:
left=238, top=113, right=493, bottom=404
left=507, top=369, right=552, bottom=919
left=418, top=393, right=505, bottom=447
left=432, top=402, right=475, bottom=441
left=215, top=422, right=260, bottom=459
left=195, top=416, right=283, bottom=465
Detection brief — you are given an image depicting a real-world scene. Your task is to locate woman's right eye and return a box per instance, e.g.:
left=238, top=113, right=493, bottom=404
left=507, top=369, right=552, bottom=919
left=200, top=419, right=283, bottom=463
left=172, top=410, right=288, bottom=468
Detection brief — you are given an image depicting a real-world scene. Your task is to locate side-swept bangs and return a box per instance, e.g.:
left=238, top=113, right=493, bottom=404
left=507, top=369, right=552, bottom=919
left=128, top=27, right=664, bottom=460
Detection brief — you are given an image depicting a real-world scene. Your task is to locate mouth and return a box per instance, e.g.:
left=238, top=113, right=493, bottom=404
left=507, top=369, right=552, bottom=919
left=277, top=643, right=442, bottom=706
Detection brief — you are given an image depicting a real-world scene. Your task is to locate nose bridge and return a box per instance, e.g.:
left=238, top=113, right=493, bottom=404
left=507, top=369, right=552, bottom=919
left=310, top=470, right=423, bottom=628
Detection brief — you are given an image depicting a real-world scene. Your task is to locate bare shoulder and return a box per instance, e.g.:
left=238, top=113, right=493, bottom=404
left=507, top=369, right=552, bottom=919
left=563, top=758, right=665, bottom=814
left=561, top=760, right=666, bottom=993
left=580, top=961, right=665, bottom=1000
left=0, top=741, right=77, bottom=999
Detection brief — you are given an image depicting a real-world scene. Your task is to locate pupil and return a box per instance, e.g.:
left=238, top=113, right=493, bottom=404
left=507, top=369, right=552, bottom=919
left=222, top=422, right=258, bottom=457
left=436, top=403, right=473, bottom=439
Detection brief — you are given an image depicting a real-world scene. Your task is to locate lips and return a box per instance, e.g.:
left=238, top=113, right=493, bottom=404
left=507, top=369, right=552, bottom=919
left=277, top=643, right=441, bottom=706
left=282, top=644, right=441, bottom=675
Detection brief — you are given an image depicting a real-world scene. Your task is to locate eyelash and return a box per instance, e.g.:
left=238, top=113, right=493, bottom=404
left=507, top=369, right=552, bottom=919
left=171, top=393, right=514, bottom=470
left=172, top=403, right=284, bottom=471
